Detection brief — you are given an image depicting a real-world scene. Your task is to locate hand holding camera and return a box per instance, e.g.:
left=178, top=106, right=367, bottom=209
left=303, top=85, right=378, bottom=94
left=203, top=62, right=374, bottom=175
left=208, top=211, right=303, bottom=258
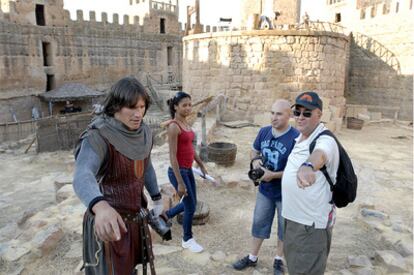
left=248, top=156, right=265, bottom=186
left=252, top=158, right=263, bottom=169
left=248, top=156, right=277, bottom=185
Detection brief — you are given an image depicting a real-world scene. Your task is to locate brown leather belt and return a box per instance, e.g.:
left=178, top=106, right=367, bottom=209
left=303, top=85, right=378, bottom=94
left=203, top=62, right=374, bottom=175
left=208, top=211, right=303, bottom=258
left=120, top=209, right=156, bottom=275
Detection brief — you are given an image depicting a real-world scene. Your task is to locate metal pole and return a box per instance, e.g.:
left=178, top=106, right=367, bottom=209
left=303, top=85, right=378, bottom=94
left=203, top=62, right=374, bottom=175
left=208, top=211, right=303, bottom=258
left=201, top=114, right=206, bottom=145
left=199, top=113, right=208, bottom=161
left=48, top=101, right=53, bottom=116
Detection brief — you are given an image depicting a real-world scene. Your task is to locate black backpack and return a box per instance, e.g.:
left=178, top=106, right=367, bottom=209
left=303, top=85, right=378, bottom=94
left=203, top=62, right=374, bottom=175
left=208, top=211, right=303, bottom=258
left=310, top=130, right=357, bottom=208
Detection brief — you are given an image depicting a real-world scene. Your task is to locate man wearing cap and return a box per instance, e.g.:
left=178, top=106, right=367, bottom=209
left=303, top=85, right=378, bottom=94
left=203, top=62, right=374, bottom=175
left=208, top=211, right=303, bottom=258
left=281, top=91, right=339, bottom=275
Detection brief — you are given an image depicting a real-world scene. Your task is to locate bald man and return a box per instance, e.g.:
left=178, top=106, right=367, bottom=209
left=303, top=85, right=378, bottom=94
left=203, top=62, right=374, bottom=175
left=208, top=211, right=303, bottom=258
left=233, top=100, right=299, bottom=275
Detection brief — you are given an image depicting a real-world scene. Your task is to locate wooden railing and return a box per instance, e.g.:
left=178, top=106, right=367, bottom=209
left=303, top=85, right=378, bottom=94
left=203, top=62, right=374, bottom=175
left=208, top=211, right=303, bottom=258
left=0, top=119, right=37, bottom=143
left=351, top=32, right=401, bottom=73
left=295, top=21, right=349, bottom=35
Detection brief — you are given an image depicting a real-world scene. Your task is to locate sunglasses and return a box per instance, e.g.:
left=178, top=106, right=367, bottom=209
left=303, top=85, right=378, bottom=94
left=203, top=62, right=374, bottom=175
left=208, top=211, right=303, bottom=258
left=293, top=109, right=313, bottom=118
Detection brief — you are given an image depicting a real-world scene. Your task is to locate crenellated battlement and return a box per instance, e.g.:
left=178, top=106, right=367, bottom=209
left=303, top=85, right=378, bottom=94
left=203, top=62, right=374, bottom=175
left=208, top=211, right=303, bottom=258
left=63, top=9, right=183, bottom=35
left=128, top=0, right=178, bottom=16
left=67, top=9, right=141, bottom=26
left=0, top=0, right=181, bottom=34
left=0, top=0, right=180, bottom=34
left=356, top=0, right=413, bottom=20
left=151, top=0, right=177, bottom=14
left=0, top=0, right=183, bottom=123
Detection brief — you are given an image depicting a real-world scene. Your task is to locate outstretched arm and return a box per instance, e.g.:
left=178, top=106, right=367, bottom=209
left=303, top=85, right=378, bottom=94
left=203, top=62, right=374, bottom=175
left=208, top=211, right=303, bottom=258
left=296, top=135, right=338, bottom=188
left=297, top=149, right=327, bottom=188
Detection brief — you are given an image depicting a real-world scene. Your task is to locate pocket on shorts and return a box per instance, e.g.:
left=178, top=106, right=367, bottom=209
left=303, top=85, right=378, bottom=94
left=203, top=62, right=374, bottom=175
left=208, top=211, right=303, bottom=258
left=297, top=226, right=326, bottom=253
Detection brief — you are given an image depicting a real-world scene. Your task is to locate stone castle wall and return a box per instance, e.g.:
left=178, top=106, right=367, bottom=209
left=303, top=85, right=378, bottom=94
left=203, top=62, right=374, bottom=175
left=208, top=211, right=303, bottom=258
left=239, top=0, right=300, bottom=28
left=275, top=0, right=301, bottom=24
left=346, top=4, right=413, bottom=119
left=320, top=0, right=413, bottom=119
left=183, top=30, right=349, bottom=130
left=0, top=0, right=183, bottom=122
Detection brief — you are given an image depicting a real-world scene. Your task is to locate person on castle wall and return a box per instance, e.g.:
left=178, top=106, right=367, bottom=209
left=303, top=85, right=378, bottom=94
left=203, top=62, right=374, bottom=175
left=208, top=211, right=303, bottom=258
left=302, top=12, right=310, bottom=29
left=73, top=77, right=163, bottom=275
left=161, top=91, right=208, bottom=253
left=232, top=99, right=299, bottom=275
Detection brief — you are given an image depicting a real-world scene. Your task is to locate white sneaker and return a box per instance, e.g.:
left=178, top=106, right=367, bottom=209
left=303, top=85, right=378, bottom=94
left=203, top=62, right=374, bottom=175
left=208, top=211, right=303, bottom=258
left=181, top=238, right=204, bottom=253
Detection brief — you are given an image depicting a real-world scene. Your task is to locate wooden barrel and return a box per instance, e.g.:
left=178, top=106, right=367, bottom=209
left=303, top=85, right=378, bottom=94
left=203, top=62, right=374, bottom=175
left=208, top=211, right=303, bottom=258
left=177, top=201, right=210, bottom=225
left=347, top=117, right=364, bottom=130
left=207, top=142, right=237, bottom=166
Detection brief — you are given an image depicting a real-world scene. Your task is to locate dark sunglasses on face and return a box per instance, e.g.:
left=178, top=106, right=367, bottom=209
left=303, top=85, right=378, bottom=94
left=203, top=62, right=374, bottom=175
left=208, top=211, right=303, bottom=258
left=293, top=109, right=313, bottom=118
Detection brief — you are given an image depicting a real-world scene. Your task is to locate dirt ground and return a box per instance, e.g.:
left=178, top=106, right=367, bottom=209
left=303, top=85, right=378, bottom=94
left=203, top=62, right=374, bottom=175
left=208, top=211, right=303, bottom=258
left=0, top=121, right=412, bottom=275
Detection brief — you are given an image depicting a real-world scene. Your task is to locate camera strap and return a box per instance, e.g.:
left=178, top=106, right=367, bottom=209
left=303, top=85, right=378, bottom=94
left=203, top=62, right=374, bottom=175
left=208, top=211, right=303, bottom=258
left=250, top=156, right=263, bottom=170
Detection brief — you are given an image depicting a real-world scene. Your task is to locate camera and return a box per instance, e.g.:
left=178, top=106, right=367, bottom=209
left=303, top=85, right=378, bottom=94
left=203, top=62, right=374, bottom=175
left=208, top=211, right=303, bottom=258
left=248, top=156, right=265, bottom=186
left=248, top=168, right=265, bottom=186
left=148, top=209, right=172, bottom=241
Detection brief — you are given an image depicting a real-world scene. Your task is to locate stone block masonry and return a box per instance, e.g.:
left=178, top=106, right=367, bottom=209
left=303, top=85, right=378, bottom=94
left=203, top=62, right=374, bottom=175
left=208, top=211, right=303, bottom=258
left=346, top=13, right=413, bottom=120
left=0, top=0, right=183, bottom=123
left=183, top=30, right=349, bottom=130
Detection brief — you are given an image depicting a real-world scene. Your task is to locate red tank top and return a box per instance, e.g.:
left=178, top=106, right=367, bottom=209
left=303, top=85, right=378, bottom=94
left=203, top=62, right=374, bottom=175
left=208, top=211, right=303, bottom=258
left=171, top=120, right=195, bottom=168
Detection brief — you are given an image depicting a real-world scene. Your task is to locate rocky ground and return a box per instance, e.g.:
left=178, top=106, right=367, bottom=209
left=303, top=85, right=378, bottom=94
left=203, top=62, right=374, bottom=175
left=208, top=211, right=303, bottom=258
left=0, top=120, right=412, bottom=275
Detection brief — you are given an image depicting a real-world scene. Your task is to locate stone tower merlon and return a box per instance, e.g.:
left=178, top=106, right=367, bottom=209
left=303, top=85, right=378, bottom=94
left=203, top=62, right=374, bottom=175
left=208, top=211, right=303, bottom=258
left=240, top=0, right=301, bottom=29
left=127, top=0, right=180, bottom=34
left=1, top=0, right=68, bottom=26
left=275, top=0, right=300, bottom=25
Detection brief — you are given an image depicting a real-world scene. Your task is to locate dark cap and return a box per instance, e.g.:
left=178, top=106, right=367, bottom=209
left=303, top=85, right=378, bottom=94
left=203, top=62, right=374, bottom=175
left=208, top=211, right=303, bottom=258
left=293, top=91, right=323, bottom=111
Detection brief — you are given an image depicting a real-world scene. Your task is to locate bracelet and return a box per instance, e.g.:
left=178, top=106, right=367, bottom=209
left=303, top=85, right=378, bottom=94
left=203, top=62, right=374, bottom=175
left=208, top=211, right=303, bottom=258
left=301, top=162, right=315, bottom=171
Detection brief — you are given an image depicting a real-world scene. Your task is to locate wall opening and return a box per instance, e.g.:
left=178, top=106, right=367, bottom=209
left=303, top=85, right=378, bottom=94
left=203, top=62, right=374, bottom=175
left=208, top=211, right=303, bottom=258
left=46, top=74, right=55, bottom=91
left=335, top=13, right=341, bottom=22
left=396, top=2, right=399, bottom=12
left=383, top=3, right=390, bottom=14
left=42, top=42, right=52, bottom=66
left=360, top=8, right=366, bottom=19
left=35, top=4, right=46, bottom=26
left=370, top=5, right=376, bottom=17
left=167, top=46, right=173, bottom=66
left=160, top=18, right=166, bottom=33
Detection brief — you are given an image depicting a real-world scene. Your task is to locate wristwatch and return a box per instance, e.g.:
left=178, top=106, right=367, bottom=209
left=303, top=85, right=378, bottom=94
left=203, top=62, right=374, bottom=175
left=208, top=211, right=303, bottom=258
left=301, top=162, right=315, bottom=171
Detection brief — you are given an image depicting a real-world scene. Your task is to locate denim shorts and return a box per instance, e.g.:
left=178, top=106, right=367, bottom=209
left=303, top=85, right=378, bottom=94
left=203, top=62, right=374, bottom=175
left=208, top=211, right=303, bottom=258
left=252, top=191, right=284, bottom=241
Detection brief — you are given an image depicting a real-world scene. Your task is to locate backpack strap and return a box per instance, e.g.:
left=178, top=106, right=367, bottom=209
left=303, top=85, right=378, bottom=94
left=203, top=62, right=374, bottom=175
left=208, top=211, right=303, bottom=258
left=309, top=130, right=335, bottom=194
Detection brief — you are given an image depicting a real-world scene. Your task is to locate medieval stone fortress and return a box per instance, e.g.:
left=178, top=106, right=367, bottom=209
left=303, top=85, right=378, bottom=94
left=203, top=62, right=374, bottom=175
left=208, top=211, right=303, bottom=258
left=0, top=0, right=412, bottom=274
left=0, top=0, right=182, bottom=126
left=0, top=0, right=412, bottom=127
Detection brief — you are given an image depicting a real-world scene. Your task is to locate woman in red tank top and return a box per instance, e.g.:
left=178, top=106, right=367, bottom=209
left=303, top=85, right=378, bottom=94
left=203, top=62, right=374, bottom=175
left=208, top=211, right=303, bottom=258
left=163, top=91, right=207, bottom=253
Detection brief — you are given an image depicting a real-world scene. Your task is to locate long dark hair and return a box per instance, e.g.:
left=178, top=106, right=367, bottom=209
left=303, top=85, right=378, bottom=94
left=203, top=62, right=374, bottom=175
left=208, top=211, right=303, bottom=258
left=103, top=76, right=151, bottom=117
left=166, top=91, right=191, bottom=118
